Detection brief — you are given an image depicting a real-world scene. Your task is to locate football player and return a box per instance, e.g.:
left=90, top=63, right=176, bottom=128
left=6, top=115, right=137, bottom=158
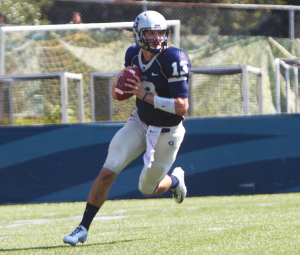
left=63, top=10, right=191, bottom=246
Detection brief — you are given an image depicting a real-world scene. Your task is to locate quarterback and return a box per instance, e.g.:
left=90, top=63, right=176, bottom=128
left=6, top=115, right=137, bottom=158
left=63, top=10, right=191, bottom=246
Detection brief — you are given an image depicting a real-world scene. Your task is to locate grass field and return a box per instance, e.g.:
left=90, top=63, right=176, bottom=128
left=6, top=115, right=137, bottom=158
left=0, top=193, right=300, bottom=254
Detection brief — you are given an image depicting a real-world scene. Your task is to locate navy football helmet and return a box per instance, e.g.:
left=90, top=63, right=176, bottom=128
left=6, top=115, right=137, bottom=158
left=133, top=11, right=169, bottom=54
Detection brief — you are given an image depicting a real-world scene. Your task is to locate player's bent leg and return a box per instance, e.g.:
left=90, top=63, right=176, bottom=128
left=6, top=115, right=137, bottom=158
left=140, top=174, right=172, bottom=196
left=153, top=174, right=172, bottom=195
left=139, top=165, right=166, bottom=195
left=139, top=122, right=186, bottom=200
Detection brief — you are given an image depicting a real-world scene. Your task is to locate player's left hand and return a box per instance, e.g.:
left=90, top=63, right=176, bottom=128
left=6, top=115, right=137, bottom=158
left=124, top=75, right=146, bottom=100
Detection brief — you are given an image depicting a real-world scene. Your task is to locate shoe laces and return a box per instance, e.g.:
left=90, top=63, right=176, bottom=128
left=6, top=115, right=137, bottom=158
left=70, top=226, right=83, bottom=236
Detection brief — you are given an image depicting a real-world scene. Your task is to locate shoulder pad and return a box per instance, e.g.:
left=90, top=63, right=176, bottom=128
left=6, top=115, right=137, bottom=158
left=125, top=44, right=140, bottom=67
left=157, top=47, right=191, bottom=78
left=159, top=47, right=190, bottom=63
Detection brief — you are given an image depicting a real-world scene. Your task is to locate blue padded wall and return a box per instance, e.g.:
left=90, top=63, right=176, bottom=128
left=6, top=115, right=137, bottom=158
left=1, top=114, right=300, bottom=204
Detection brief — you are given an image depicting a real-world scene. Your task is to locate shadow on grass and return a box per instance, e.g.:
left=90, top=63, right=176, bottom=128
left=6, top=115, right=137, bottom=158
left=0, top=238, right=145, bottom=252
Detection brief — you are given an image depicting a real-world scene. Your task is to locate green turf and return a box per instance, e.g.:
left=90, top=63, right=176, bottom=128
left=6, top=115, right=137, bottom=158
left=0, top=193, right=300, bottom=254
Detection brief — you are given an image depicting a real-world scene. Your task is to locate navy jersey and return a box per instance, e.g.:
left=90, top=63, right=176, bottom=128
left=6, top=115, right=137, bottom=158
left=124, top=43, right=191, bottom=127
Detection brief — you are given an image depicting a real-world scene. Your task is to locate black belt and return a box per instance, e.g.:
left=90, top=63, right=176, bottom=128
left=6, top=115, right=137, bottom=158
left=129, top=114, right=171, bottom=133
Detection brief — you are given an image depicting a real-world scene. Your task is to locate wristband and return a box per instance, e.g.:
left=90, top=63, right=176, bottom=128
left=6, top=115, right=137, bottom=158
left=154, top=95, right=175, bottom=114
left=142, top=92, right=149, bottom=101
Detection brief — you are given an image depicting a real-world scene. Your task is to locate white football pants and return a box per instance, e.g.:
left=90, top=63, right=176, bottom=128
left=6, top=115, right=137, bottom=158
left=103, top=109, right=186, bottom=194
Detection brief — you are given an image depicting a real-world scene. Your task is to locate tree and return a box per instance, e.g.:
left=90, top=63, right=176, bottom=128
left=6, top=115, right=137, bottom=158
left=0, top=0, right=55, bottom=25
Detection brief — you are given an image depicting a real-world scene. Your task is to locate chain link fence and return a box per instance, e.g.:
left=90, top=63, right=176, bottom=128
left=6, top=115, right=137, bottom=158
left=48, top=1, right=300, bottom=39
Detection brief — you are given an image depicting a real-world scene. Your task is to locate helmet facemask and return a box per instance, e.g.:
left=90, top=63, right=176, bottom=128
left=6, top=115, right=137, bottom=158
left=138, top=28, right=169, bottom=54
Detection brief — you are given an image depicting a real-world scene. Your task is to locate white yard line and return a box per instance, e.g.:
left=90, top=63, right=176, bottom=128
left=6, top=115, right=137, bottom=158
left=0, top=215, right=131, bottom=229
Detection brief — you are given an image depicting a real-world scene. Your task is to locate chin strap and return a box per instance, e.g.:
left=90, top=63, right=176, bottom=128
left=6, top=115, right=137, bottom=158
left=154, top=95, right=175, bottom=114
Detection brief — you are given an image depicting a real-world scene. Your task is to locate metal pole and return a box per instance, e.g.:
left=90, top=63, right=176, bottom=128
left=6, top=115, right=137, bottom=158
left=188, top=72, right=194, bottom=117
left=60, top=72, right=68, bottom=123
left=138, top=1, right=300, bottom=11
left=174, top=21, right=180, bottom=49
left=275, top=59, right=281, bottom=113
left=289, top=9, right=295, bottom=40
left=242, top=65, right=249, bottom=115
left=142, top=0, right=148, bottom=12
left=90, top=74, right=95, bottom=122
left=285, top=68, right=290, bottom=113
left=294, top=67, right=298, bottom=113
left=1, top=29, right=5, bottom=75
left=257, top=72, right=263, bottom=114
left=108, top=77, right=113, bottom=121
left=9, top=81, right=13, bottom=125
left=76, top=76, right=85, bottom=123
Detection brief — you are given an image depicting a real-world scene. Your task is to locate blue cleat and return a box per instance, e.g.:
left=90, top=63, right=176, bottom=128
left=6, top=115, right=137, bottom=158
left=170, top=167, right=187, bottom=204
left=63, top=225, right=88, bottom=246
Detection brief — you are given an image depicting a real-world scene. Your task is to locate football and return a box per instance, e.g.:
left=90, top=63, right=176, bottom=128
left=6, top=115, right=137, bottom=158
left=115, top=66, right=141, bottom=101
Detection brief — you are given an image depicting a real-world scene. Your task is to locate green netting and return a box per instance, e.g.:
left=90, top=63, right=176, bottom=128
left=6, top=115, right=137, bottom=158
left=190, top=73, right=243, bottom=117
left=2, top=27, right=300, bottom=125
left=1, top=28, right=134, bottom=125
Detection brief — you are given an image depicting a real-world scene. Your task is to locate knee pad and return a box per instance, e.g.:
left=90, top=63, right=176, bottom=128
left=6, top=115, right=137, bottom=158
left=103, top=146, right=123, bottom=174
left=138, top=167, right=162, bottom=195
left=103, top=124, right=146, bottom=175
left=139, top=178, right=157, bottom=195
